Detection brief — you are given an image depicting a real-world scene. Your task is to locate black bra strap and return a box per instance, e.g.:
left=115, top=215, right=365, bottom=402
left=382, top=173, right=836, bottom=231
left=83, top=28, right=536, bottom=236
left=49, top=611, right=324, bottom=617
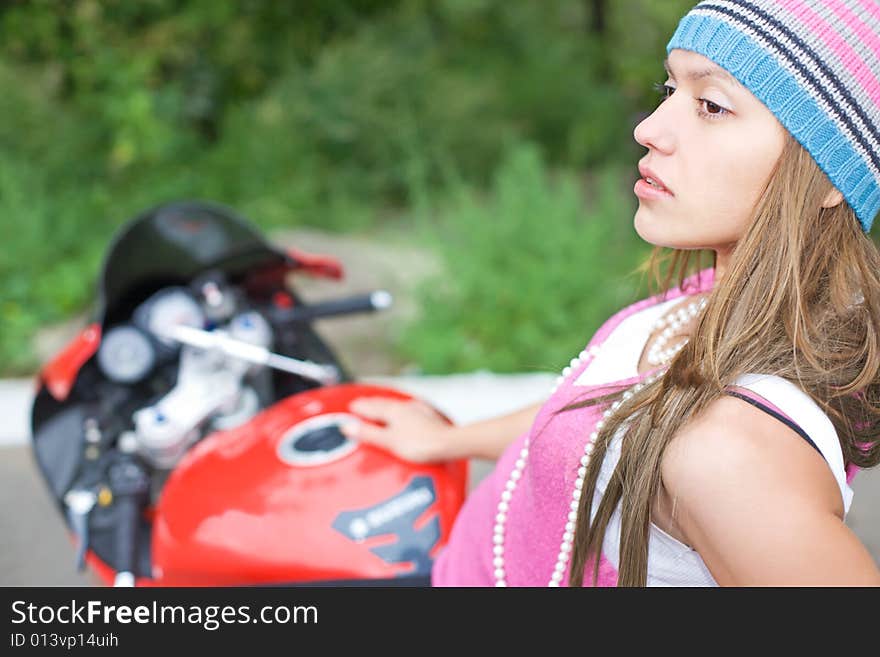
left=725, top=391, right=825, bottom=461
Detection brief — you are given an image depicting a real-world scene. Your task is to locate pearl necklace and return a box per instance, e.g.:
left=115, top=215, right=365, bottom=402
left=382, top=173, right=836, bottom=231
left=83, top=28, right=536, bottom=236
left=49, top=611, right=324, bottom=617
left=646, top=296, right=708, bottom=366
left=492, top=294, right=705, bottom=587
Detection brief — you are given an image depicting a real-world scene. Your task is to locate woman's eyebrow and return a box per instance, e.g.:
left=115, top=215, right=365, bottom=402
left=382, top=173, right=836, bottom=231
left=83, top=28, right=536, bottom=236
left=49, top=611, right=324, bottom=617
left=663, top=57, right=739, bottom=87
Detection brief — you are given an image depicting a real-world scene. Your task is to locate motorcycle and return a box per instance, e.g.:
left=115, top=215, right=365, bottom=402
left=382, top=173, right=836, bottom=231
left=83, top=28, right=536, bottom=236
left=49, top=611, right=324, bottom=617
left=30, top=200, right=468, bottom=587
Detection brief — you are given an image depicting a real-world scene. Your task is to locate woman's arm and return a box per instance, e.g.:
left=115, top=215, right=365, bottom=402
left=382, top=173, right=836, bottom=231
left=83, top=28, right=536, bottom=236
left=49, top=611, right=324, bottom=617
left=340, top=398, right=543, bottom=463
left=661, top=395, right=880, bottom=586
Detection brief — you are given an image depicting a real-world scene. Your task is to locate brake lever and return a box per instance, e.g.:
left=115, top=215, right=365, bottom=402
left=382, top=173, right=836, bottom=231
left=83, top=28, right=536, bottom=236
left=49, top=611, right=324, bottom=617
left=64, top=489, right=97, bottom=572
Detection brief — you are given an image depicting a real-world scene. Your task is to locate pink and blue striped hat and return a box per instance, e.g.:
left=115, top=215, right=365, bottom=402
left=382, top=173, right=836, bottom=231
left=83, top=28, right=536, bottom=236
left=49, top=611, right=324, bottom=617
left=667, top=0, right=880, bottom=233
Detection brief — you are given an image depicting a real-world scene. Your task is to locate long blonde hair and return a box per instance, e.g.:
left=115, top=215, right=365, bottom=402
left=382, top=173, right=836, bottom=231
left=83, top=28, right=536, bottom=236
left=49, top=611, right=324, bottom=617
left=566, top=132, right=880, bottom=586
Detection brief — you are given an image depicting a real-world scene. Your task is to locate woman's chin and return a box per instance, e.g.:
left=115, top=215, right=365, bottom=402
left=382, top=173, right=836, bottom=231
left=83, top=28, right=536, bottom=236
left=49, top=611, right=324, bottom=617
left=634, top=210, right=700, bottom=250
left=634, top=209, right=674, bottom=247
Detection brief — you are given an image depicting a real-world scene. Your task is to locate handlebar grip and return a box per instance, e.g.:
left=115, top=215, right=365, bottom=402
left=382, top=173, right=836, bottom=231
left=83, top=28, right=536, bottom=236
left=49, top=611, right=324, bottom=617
left=272, top=291, right=392, bottom=323
left=108, top=459, right=150, bottom=586
left=113, top=494, right=140, bottom=584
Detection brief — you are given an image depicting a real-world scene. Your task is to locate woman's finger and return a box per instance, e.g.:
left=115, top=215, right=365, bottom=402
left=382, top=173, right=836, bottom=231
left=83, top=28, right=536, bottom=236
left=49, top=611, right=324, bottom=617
left=412, top=398, right=442, bottom=419
left=340, top=420, right=392, bottom=447
left=348, top=397, right=403, bottom=421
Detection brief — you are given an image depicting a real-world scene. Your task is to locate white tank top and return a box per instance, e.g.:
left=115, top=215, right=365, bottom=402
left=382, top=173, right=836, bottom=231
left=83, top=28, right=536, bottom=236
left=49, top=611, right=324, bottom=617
left=572, top=295, right=853, bottom=586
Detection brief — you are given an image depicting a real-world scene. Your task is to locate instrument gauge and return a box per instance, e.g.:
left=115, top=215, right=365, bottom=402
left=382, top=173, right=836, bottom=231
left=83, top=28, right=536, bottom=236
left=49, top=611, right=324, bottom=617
left=97, top=325, right=156, bottom=384
left=137, top=288, right=206, bottom=345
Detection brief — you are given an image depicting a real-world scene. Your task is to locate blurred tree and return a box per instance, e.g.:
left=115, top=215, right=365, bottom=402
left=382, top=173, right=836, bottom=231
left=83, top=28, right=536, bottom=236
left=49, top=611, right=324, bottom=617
left=588, top=0, right=609, bottom=79
left=0, top=0, right=403, bottom=168
left=0, top=0, right=690, bottom=174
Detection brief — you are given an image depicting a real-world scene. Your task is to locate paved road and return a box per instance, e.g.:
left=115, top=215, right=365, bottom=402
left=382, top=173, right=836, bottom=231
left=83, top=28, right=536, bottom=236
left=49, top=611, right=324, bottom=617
left=2, top=373, right=878, bottom=586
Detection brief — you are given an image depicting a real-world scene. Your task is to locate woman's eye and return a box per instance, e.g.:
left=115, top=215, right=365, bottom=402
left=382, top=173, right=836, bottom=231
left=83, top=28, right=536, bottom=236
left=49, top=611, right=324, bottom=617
left=652, top=81, right=730, bottom=120
left=699, top=99, right=730, bottom=119
left=653, top=82, right=674, bottom=101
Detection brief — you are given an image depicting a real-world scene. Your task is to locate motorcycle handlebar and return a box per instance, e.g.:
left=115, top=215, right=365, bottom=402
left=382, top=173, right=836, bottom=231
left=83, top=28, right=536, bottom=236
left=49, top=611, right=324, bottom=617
left=270, top=290, right=392, bottom=324
left=108, top=458, right=150, bottom=587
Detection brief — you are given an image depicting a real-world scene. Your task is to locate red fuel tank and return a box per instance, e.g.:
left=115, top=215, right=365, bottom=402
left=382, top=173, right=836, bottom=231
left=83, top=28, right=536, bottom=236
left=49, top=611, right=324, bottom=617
left=151, top=383, right=468, bottom=585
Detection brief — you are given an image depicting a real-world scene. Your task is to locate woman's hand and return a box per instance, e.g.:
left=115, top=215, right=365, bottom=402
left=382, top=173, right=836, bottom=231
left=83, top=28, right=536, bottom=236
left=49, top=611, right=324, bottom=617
left=341, top=397, right=457, bottom=463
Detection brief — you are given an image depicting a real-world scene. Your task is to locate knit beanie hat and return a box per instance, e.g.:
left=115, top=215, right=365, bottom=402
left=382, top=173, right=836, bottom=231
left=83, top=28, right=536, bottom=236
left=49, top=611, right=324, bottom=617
left=667, top=0, right=880, bottom=233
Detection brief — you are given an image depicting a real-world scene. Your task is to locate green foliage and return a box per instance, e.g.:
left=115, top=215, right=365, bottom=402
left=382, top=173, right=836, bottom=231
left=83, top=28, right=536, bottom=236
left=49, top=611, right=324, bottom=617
left=0, top=155, right=108, bottom=373
left=397, top=143, right=651, bottom=374
left=0, top=61, right=111, bottom=373
left=0, top=0, right=693, bottom=374
left=609, top=0, right=699, bottom=103
left=0, top=0, right=399, bottom=170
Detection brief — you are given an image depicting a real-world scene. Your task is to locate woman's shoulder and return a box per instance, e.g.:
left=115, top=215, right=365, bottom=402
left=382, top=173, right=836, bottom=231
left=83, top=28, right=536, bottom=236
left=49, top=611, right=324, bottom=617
left=658, top=389, right=879, bottom=585
left=660, top=395, right=874, bottom=584
left=661, top=381, right=848, bottom=519
left=728, top=373, right=852, bottom=503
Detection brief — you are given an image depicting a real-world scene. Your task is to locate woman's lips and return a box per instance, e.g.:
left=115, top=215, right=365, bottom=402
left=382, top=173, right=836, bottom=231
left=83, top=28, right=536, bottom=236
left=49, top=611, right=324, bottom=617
left=634, top=177, right=674, bottom=200
left=637, top=163, right=673, bottom=195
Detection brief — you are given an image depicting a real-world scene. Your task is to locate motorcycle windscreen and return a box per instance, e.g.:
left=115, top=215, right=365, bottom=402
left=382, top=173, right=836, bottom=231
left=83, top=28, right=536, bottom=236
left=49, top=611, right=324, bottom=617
left=98, top=200, right=288, bottom=320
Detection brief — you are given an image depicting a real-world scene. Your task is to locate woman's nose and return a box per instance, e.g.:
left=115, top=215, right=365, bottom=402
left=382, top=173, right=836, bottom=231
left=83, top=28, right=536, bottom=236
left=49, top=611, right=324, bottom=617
left=633, top=103, right=675, bottom=154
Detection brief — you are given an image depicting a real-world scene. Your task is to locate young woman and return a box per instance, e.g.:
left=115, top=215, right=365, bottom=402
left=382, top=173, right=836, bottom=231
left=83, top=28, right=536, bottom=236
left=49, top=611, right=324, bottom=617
left=341, top=0, right=880, bottom=586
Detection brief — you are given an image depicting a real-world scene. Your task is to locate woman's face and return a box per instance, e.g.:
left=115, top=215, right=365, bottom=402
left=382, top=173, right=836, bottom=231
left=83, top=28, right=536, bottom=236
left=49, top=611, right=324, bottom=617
left=632, top=49, right=787, bottom=254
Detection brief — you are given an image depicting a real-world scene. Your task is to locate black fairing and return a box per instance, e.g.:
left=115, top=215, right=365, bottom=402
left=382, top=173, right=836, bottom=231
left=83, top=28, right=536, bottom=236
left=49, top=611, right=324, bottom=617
left=30, top=200, right=351, bottom=579
left=99, top=200, right=285, bottom=323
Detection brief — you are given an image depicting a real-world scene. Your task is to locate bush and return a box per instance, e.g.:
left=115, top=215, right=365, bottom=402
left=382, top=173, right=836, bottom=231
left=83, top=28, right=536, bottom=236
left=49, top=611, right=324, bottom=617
left=397, top=142, right=651, bottom=374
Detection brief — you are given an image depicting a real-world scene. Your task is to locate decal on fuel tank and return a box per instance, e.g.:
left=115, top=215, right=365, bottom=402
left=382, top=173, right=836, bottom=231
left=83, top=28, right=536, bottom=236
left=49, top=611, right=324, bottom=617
left=332, top=476, right=440, bottom=573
